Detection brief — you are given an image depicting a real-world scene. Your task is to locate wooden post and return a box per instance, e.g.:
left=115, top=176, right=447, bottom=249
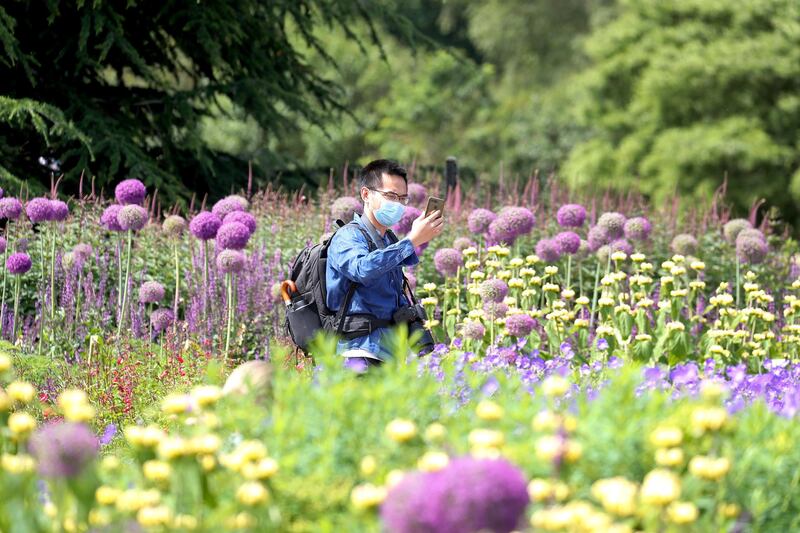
left=444, top=156, right=458, bottom=198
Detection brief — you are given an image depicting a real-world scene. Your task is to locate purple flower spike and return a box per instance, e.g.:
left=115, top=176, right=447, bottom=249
left=26, top=197, right=52, bottom=223
left=29, top=421, right=99, bottom=478
left=556, top=204, right=586, bottom=228
left=6, top=252, right=32, bottom=274
left=554, top=231, right=581, bottom=255
left=189, top=211, right=222, bottom=240
left=434, top=248, right=463, bottom=277
left=216, top=222, right=251, bottom=250
left=535, top=238, right=561, bottom=263
left=115, top=179, right=147, bottom=205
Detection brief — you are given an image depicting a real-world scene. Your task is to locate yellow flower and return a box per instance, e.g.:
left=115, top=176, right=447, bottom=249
left=96, top=486, right=121, bottom=506
left=101, top=456, right=120, bottom=472
left=137, top=505, right=172, bottom=527
left=468, top=428, right=505, bottom=449
left=143, top=460, right=172, bottom=482
left=242, top=457, right=279, bottom=480
left=88, top=509, right=111, bottom=527
left=351, top=483, right=387, bottom=510
left=691, top=407, right=727, bottom=433
left=475, top=399, right=504, bottom=421
left=386, top=419, right=417, bottom=443
left=689, top=456, right=730, bottom=480
left=191, top=385, right=223, bottom=407
left=199, top=454, right=216, bottom=472
left=385, top=469, right=406, bottom=488
left=1, top=453, right=36, bottom=474
left=650, top=426, right=683, bottom=448
left=172, top=514, right=199, bottom=530
left=236, top=481, right=270, bottom=506
left=541, top=375, right=570, bottom=397
left=226, top=512, right=256, bottom=529
left=655, top=447, right=684, bottom=467
left=0, top=352, right=12, bottom=372
left=592, top=477, right=638, bottom=517
left=535, top=435, right=563, bottom=462
left=236, top=440, right=268, bottom=462
left=116, top=489, right=160, bottom=512
left=7, top=381, right=35, bottom=403
left=417, top=451, right=450, bottom=472
left=527, top=478, right=552, bottom=502
left=191, top=433, right=222, bottom=455
left=667, top=501, right=699, bottom=524
left=640, top=469, right=681, bottom=506
left=157, top=437, right=188, bottom=460
left=462, top=247, right=478, bottom=257
left=424, top=422, right=446, bottom=443
left=63, top=402, right=96, bottom=422
left=611, top=251, right=627, bottom=262
left=8, top=411, right=36, bottom=438
left=719, top=503, right=740, bottom=518
left=564, top=440, right=582, bottom=462
left=57, top=388, right=88, bottom=410
left=161, top=393, right=192, bottom=414
left=360, top=455, right=377, bottom=476
left=420, top=297, right=438, bottom=306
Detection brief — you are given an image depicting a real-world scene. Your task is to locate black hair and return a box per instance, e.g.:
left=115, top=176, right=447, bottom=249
left=358, top=159, right=408, bottom=190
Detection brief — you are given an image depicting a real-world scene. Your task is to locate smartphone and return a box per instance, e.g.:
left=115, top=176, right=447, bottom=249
left=424, top=196, right=445, bottom=218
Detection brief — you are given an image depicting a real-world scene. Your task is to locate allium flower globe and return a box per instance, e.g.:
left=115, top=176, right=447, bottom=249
left=433, top=248, right=463, bottom=277
left=737, top=228, right=766, bottom=243
left=216, top=222, right=251, bottom=250
left=489, top=207, right=535, bottom=245
left=139, top=281, right=166, bottom=304
left=576, top=239, right=591, bottom=260
left=212, top=196, right=246, bottom=219
left=217, top=249, right=247, bottom=274
left=671, top=234, right=698, bottom=256
left=723, top=218, right=752, bottom=244
left=554, top=231, right=581, bottom=255
left=461, top=320, right=486, bottom=340
left=609, top=238, right=634, bottom=256
left=150, top=308, right=176, bottom=332
left=223, top=211, right=257, bottom=236
left=535, top=238, right=561, bottom=263
left=331, top=196, right=363, bottom=222
left=115, top=179, right=147, bottom=205
left=117, top=204, right=148, bottom=231
left=49, top=200, right=69, bottom=222
left=393, top=206, right=422, bottom=235
left=73, top=243, right=93, bottom=261
left=736, top=234, right=768, bottom=264
left=623, top=217, right=652, bottom=241
left=29, top=421, right=99, bottom=478
left=6, top=252, right=32, bottom=275
left=162, top=215, right=187, bottom=237
left=505, top=313, right=535, bottom=338
left=407, top=183, right=427, bottom=205
left=478, top=278, right=508, bottom=303
left=556, top=204, right=586, bottom=228
left=587, top=225, right=610, bottom=251
left=467, top=208, right=496, bottom=234
left=0, top=197, right=23, bottom=220
left=452, top=237, right=476, bottom=251
left=596, top=245, right=611, bottom=264
left=100, top=205, right=124, bottom=231
left=189, top=211, right=222, bottom=240
left=597, top=212, right=626, bottom=240
left=26, top=197, right=52, bottom=223
left=483, top=301, right=509, bottom=318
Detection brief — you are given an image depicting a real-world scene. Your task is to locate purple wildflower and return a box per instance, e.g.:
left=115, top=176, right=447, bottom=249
left=587, top=225, right=610, bottom=251
left=609, top=238, right=634, bottom=256
left=150, top=308, right=176, bottom=332
left=671, top=234, right=698, bottom=256
left=139, top=281, right=165, bottom=304
left=29, top=421, right=99, bottom=478
left=467, top=208, right=497, bottom=234
left=597, top=212, right=626, bottom=240
left=49, top=200, right=69, bottom=222
left=554, top=231, right=581, bottom=255
left=212, top=196, right=246, bottom=219
left=216, top=249, right=246, bottom=274
left=189, top=211, right=222, bottom=240
left=117, top=204, right=148, bottom=231
left=723, top=218, right=752, bottom=244
left=737, top=228, right=766, bottom=243
left=26, top=197, right=52, bottom=223
left=505, top=313, right=535, bottom=338
left=100, top=205, right=124, bottom=231
left=623, top=217, right=652, bottom=241
left=453, top=237, right=476, bottom=251
left=434, top=248, right=463, bottom=277
left=408, top=183, right=427, bottom=205
left=162, top=215, right=187, bottom=237
left=115, top=179, right=147, bottom=205
left=223, top=211, right=257, bottom=236
left=478, top=279, right=508, bottom=303
left=483, top=301, right=509, bottom=318
left=331, top=196, right=363, bottom=222
left=6, top=252, right=32, bottom=274
left=737, top=234, right=768, bottom=264
left=535, top=238, right=561, bottom=263
left=556, top=204, right=586, bottom=228
left=393, top=206, right=422, bottom=235
left=489, top=207, right=535, bottom=244
left=216, top=222, right=251, bottom=250
left=460, top=321, right=486, bottom=340
left=597, top=338, right=609, bottom=350
left=100, top=423, right=118, bottom=446
left=73, top=243, right=93, bottom=261
left=0, top=197, right=23, bottom=220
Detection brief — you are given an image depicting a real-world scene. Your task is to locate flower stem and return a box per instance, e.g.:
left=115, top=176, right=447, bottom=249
left=225, top=273, right=233, bottom=358
left=590, top=262, right=601, bottom=330
left=116, top=230, right=134, bottom=338
left=12, top=275, right=20, bottom=341
left=49, top=227, right=56, bottom=323
left=173, top=242, right=180, bottom=318
left=735, top=257, right=741, bottom=308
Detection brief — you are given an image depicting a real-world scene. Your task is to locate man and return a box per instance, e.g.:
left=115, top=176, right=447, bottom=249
left=326, top=159, right=444, bottom=366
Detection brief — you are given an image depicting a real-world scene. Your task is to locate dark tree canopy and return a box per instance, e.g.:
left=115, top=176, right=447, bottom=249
left=0, top=0, right=405, bottom=201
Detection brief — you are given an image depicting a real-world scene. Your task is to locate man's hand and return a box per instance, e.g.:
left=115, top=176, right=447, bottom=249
left=408, top=210, right=444, bottom=248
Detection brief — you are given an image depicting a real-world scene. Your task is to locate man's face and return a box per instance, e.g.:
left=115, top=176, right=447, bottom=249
left=361, top=173, right=408, bottom=215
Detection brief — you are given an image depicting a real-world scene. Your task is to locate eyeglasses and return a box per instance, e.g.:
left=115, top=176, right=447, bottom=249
left=367, top=187, right=410, bottom=205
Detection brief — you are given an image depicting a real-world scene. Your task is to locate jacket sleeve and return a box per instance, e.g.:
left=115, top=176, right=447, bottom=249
left=329, top=227, right=417, bottom=284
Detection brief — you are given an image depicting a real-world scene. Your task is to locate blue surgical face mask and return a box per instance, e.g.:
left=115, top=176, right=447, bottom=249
left=372, top=192, right=406, bottom=227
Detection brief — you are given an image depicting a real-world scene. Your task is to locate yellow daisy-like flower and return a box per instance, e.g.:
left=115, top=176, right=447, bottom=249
left=350, top=483, right=387, bottom=510
left=667, top=501, right=699, bottom=524
left=417, top=451, right=449, bottom=472
left=640, top=469, right=681, bottom=506
left=237, top=481, right=270, bottom=506
left=8, top=411, right=36, bottom=438
left=7, top=381, right=35, bottom=404
left=649, top=426, right=683, bottom=448
left=475, top=399, right=504, bottom=421
left=386, top=419, right=417, bottom=443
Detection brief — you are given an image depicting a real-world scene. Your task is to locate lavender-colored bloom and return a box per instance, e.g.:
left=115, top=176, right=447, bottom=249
left=623, top=216, right=652, bottom=241
left=505, top=313, right=535, bottom=338
left=0, top=237, right=5, bottom=254
left=587, top=225, right=610, bottom=251
left=737, top=228, right=766, bottom=243
left=453, top=237, right=476, bottom=251
left=100, top=205, right=124, bottom=231
left=29, top=421, right=99, bottom=478
left=434, top=248, right=463, bottom=277
left=216, top=222, right=251, bottom=250
left=671, top=234, right=698, bottom=255
left=212, top=197, right=246, bottom=219
left=223, top=211, right=257, bottom=236
left=139, top=281, right=165, bottom=303
left=408, top=183, right=427, bottom=205
left=331, top=196, right=363, bottom=222
left=162, top=215, right=187, bottom=237
left=117, top=204, right=148, bottom=231
left=554, top=231, right=581, bottom=255
left=225, top=194, right=249, bottom=211
left=478, top=279, right=508, bottom=303
left=216, top=249, right=246, bottom=274
left=597, top=338, right=609, bottom=350
left=100, top=423, right=118, bottom=446
left=150, top=308, right=176, bottom=332
left=381, top=457, right=529, bottom=533
left=535, top=238, right=561, bottom=263
left=483, top=301, right=509, bottom=318
left=0, top=197, right=23, bottom=220
left=6, top=252, right=32, bottom=274
left=189, top=211, right=222, bottom=240
left=72, top=243, right=93, bottom=261
left=489, top=207, right=535, bottom=244
left=556, top=204, right=586, bottom=228
left=461, top=321, right=486, bottom=340
left=736, top=234, right=768, bottom=264
left=597, top=212, right=626, bottom=239
left=609, top=238, right=633, bottom=256
left=467, top=208, right=497, bottom=234
left=393, top=206, right=422, bottom=235
left=723, top=218, right=752, bottom=244
left=49, top=200, right=69, bottom=222
left=26, top=197, right=52, bottom=223
left=115, top=179, right=147, bottom=205
left=0, top=187, right=3, bottom=198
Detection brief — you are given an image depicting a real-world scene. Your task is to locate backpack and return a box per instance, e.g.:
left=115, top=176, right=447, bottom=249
left=283, top=219, right=405, bottom=353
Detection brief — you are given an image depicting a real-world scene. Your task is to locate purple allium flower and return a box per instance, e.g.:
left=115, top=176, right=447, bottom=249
left=597, top=212, right=626, bottom=240
left=117, top=204, right=148, bottom=231
left=216, top=249, right=246, bottom=274
left=452, top=237, right=476, bottom=251
left=212, top=196, right=246, bottom=219
left=736, top=234, right=768, bottom=264
left=535, top=238, right=561, bottom=263
left=609, top=238, right=633, bottom=256
left=505, top=313, right=535, bottom=338
left=723, top=218, right=752, bottom=244
left=26, top=197, right=52, bottom=223
left=0, top=197, right=23, bottom=220
left=225, top=194, right=249, bottom=211
left=381, top=457, right=529, bottom=533
left=139, top=281, right=165, bottom=304
left=189, top=211, right=222, bottom=240
left=72, top=243, right=93, bottom=267
left=587, top=225, right=610, bottom=251
left=331, top=196, right=363, bottom=222
left=162, top=215, right=187, bottom=237
left=478, top=279, right=508, bottom=303
left=29, top=421, right=99, bottom=478
left=434, top=248, right=464, bottom=277
left=489, top=207, right=535, bottom=244
left=216, top=222, right=251, bottom=250
left=407, top=183, right=427, bottom=205
left=467, top=208, right=497, bottom=234
left=575, top=239, right=590, bottom=260
left=223, top=211, right=257, bottom=236
left=150, top=308, right=176, bottom=332
left=49, top=200, right=69, bottom=222
left=483, top=301, right=509, bottom=318
left=623, top=216, right=652, bottom=241
left=100, top=205, right=124, bottom=231
left=0, top=187, right=3, bottom=198
left=737, top=228, right=766, bottom=243
left=115, top=179, right=147, bottom=205
left=671, top=234, right=698, bottom=255
left=0, top=237, right=5, bottom=254
left=393, top=206, right=422, bottom=235
left=554, top=231, right=581, bottom=255
left=596, top=245, right=611, bottom=264
left=556, top=204, right=586, bottom=228
left=6, top=252, right=32, bottom=275
left=460, top=321, right=486, bottom=340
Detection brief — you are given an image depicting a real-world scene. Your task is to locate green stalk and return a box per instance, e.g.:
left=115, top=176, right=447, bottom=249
left=566, top=255, right=572, bottom=290
left=203, top=240, right=209, bottom=322
left=49, top=228, right=56, bottom=322
left=37, top=231, right=46, bottom=355
left=116, top=230, right=134, bottom=338
left=0, top=220, right=15, bottom=332
left=578, top=261, right=584, bottom=297
left=224, top=273, right=233, bottom=358
left=73, top=266, right=83, bottom=336
left=173, top=242, right=180, bottom=318
left=735, top=257, right=741, bottom=308
left=12, top=275, right=20, bottom=341
left=590, top=262, right=601, bottom=329
left=116, top=235, right=123, bottom=309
